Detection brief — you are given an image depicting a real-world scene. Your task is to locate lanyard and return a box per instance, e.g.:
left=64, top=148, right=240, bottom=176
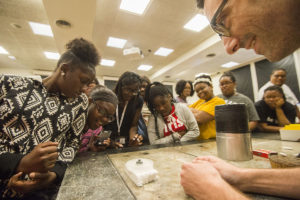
left=116, top=101, right=128, bottom=135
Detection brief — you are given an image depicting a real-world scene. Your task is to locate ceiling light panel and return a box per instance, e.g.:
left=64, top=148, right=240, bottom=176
left=106, top=37, right=127, bottom=48
left=44, top=51, right=60, bottom=60
left=101, top=59, right=116, bottom=67
left=154, top=47, right=174, bottom=57
left=120, top=0, right=151, bottom=15
left=0, top=46, right=9, bottom=54
left=8, top=56, right=16, bottom=60
left=221, top=62, right=240, bottom=68
left=29, top=22, right=53, bottom=37
left=184, top=14, right=209, bottom=32
left=138, top=64, right=152, bottom=71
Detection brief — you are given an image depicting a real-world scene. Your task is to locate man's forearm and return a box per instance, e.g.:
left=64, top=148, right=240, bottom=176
left=236, top=168, right=300, bottom=199
left=275, top=108, right=291, bottom=126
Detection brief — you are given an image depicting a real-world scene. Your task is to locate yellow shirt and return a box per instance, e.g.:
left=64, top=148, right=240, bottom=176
left=189, top=97, right=225, bottom=140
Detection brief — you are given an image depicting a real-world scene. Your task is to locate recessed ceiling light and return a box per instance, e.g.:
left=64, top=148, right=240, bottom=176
left=0, top=46, right=9, bottom=54
left=138, top=64, right=152, bottom=71
left=154, top=47, right=174, bottom=57
left=184, top=14, right=209, bottom=32
left=101, top=59, right=116, bottom=67
left=44, top=51, right=60, bottom=60
left=106, top=37, right=127, bottom=48
left=120, top=0, right=151, bottom=15
left=221, top=62, right=240, bottom=68
left=29, top=21, right=53, bottom=37
left=8, top=56, right=16, bottom=60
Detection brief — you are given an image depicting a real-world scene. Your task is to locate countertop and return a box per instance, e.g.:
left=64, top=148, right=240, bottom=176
left=56, top=132, right=299, bottom=200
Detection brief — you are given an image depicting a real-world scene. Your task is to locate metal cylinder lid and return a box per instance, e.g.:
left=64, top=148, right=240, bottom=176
left=215, top=104, right=249, bottom=133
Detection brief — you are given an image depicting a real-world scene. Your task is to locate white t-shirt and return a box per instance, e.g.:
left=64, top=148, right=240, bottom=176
left=258, top=81, right=299, bottom=105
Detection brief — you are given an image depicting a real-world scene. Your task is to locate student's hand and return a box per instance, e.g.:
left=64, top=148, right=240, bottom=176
left=275, top=97, right=285, bottom=108
left=128, top=134, right=143, bottom=146
left=193, top=156, right=243, bottom=188
left=89, top=137, right=111, bottom=152
left=8, top=171, right=57, bottom=194
left=110, top=141, right=124, bottom=149
left=17, top=142, right=58, bottom=174
left=178, top=130, right=187, bottom=137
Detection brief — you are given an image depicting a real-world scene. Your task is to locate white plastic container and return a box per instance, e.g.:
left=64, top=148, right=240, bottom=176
left=280, top=129, right=300, bottom=141
left=125, top=158, right=158, bottom=187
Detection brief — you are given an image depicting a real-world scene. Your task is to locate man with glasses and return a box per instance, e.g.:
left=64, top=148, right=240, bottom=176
left=197, top=0, right=300, bottom=62
left=180, top=1, right=300, bottom=199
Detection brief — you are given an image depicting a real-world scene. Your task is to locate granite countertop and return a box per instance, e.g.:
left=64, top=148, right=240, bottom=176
left=56, top=132, right=298, bottom=200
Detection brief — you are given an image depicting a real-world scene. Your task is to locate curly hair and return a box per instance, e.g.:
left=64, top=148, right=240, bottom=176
left=175, top=80, right=194, bottom=96
left=56, top=38, right=100, bottom=71
left=114, top=71, right=142, bottom=102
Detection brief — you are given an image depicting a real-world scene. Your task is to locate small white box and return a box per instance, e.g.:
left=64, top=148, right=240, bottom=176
left=280, top=129, right=300, bottom=141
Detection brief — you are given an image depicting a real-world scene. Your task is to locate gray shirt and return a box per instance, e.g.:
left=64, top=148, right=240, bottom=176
left=218, top=92, right=260, bottom=121
left=147, top=103, right=199, bottom=145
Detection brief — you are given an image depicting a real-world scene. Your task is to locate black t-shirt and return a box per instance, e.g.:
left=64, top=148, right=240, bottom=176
left=104, top=96, right=143, bottom=144
left=255, top=100, right=296, bottom=126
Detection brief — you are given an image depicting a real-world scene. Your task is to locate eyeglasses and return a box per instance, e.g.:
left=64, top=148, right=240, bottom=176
left=122, top=87, right=140, bottom=96
left=92, top=99, right=115, bottom=122
left=219, top=81, right=233, bottom=87
left=210, top=0, right=230, bottom=37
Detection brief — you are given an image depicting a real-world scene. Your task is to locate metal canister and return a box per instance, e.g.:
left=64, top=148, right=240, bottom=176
left=215, top=104, right=253, bottom=161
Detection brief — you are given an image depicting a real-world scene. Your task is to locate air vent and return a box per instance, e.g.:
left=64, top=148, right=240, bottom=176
left=56, top=20, right=71, bottom=28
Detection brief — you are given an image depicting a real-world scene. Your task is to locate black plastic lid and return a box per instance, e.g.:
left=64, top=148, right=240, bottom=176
left=215, top=104, right=249, bottom=133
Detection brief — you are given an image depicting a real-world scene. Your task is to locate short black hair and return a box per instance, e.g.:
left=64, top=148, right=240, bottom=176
left=141, top=75, right=151, bottom=85
left=264, top=85, right=286, bottom=101
left=220, top=72, right=236, bottom=83
left=144, top=82, right=173, bottom=115
left=196, top=0, right=204, bottom=8
left=56, top=38, right=100, bottom=72
left=175, top=80, right=194, bottom=96
left=114, top=71, right=142, bottom=102
left=271, top=68, right=286, bottom=75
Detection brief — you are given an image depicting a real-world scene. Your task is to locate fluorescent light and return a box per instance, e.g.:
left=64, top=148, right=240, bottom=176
left=44, top=51, right=60, bottom=60
left=138, top=64, right=152, bottom=71
left=29, top=22, right=53, bottom=37
left=184, top=14, right=209, bottom=32
left=120, top=0, right=150, bottom=15
left=106, top=37, right=127, bottom=48
left=101, top=59, right=115, bottom=67
left=221, top=62, right=240, bottom=68
left=8, top=56, right=16, bottom=60
left=0, top=46, right=9, bottom=54
left=154, top=47, right=174, bottom=57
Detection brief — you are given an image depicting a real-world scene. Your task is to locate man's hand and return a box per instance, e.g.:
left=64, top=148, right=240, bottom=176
left=17, top=141, right=58, bottom=174
left=180, top=160, right=225, bottom=199
left=8, top=171, right=57, bottom=194
left=193, top=156, right=243, bottom=187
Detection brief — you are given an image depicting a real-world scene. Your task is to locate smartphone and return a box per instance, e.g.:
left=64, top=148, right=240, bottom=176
left=94, top=130, right=112, bottom=146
